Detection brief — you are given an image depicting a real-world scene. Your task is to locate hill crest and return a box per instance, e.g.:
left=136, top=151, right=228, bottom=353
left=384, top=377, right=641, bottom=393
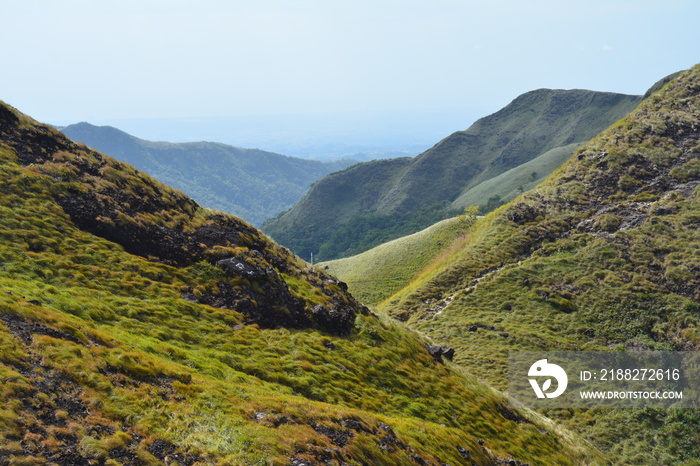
left=263, top=87, right=643, bottom=260
left=60, top=122, right=356, bottom=226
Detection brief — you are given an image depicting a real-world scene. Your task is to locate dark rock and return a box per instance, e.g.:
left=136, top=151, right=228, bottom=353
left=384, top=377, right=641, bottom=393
left=180, top=291, right=198, bottom=302
left=378, top=430, right=408, bottom=454
left=217, top=256, right=269, bottom=279
left=146, top=439, right=202, bottom=465
left=426, top=345, right=442, bottom=361
left=426, top=345, right=456, bottom=363
left=312, top=305, right=355, bottom=336
left=503, top=460, right=531, bottom=466
left=496, top=403, right=528, bottom=423
left=323, top=278, right=348, bottom=291
left=312, top=424, right=353, bottom=447
left=108, top=446, right=140, bottom=466
left=457, top=446, right=471, bottom=460
left=508, top=203, right=541, bottom=225
left=442, top=347, right=455, bottom=361
left=27, top=299, right=42, bottom=306
left=341, top=418, right=367, bottom=432
left=378, top=422, right=395, bottom=436
left=0, top=314, right=83, bottom=346
left=323, top=341, right=337, bottom=350
left=653, top=206, right=675, bottom=216
left=289, top=458, right=311, bottom=466
left=469, top=325, right=478, bottom=333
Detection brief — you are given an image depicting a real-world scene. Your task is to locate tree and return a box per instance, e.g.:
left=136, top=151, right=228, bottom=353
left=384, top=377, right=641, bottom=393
left=457, top=205, right=479, bottom=228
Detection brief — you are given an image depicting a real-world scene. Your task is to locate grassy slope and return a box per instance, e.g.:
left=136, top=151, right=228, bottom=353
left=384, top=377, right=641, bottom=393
left=450, top=142, right=581, bottom=211
left=263, top=89, right=642, bottom=261
left=61, top=123, right=354, bottom=226
left=379, top=65, right=700, bottom=464
left=318, top=143, right=580, bottom=306
left=0, top=104, right=604, bottom=465
left=319, top=217, right=470, bottom=306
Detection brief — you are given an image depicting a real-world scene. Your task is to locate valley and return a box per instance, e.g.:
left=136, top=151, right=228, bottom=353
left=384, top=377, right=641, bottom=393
left=0, top=100, right=604, bottom=464
left=262, top=88, right=644, bottom=262
left=0, top=61, right=698, bottom=465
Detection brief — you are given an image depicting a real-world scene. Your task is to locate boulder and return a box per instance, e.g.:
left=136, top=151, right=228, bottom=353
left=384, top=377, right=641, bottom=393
left=312, top=305, right=355, bottom=335
left=426, top=345, right=455, bottom=363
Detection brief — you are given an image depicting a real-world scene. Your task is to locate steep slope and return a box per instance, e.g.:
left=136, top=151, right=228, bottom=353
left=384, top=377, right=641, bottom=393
left=263, top=89, right=642, bottom=260
left=60, top=122, right=355, bottom=226
left=0, top=102, right=604, bottom=464
left=380, top=65, right=700, bottom=463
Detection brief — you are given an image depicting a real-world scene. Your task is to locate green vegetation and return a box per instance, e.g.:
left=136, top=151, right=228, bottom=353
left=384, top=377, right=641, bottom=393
left=0, top=102, right=604, bottom=464
left=61, top=123, right=355, bottom=226
left=320, top=217, right=470, bottom=305
left=263, top=88, right=643, bottom=261
left=450, top=143, right=581, bottom=212
left=376, top=65, right=700, bottom=464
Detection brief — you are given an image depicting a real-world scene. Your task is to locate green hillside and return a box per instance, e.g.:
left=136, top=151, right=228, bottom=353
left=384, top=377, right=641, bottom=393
left=378, top=65, right=700, bottom=463
left=319, top=217, right=470, bottom=306
left=0, top=102, right=605, bottom=464
left=263, top=89, right=643, bottom=261
left=450, top=142, right=581, bottom=212
left=60, top=123, right=355, bottom=226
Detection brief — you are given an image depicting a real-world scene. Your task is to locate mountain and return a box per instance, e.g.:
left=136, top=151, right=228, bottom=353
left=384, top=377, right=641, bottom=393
left=0, top=102, right=605, bottom=464
left=60, top=122, right=356, bottom=226
left=372, top=65, right=700, bottom=463
left=262, top=88, right=643, bottom=261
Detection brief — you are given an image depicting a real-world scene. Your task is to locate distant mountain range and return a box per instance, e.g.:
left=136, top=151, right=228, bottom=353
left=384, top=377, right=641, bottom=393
left=68, top=107, right=485, bottom=161
left=262, top=87, right=645, bottom=260
left=60, top=123, right=356, bottom=226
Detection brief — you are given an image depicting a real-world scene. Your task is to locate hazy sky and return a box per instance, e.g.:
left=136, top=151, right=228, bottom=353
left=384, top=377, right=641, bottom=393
left=2, top=0, right=698, bottom=127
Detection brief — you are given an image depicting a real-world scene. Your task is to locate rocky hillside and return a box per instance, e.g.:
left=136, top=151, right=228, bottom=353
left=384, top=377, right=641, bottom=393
left=0, top=102, right=604, bottom=464
left=60, top=122, right=355, bottom=226
left=379, top=65, right=700, bottom=463
left=263, top=88, right=643, bottom=261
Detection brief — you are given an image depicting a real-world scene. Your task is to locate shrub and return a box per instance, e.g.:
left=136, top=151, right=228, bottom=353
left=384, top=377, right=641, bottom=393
left=670, top=159, right=700, bottom=182
left=595, top=214, right=622, bottom=232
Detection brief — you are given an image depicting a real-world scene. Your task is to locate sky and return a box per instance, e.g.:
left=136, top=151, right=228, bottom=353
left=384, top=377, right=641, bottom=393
left=1, top=0, right=699, bottom=156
